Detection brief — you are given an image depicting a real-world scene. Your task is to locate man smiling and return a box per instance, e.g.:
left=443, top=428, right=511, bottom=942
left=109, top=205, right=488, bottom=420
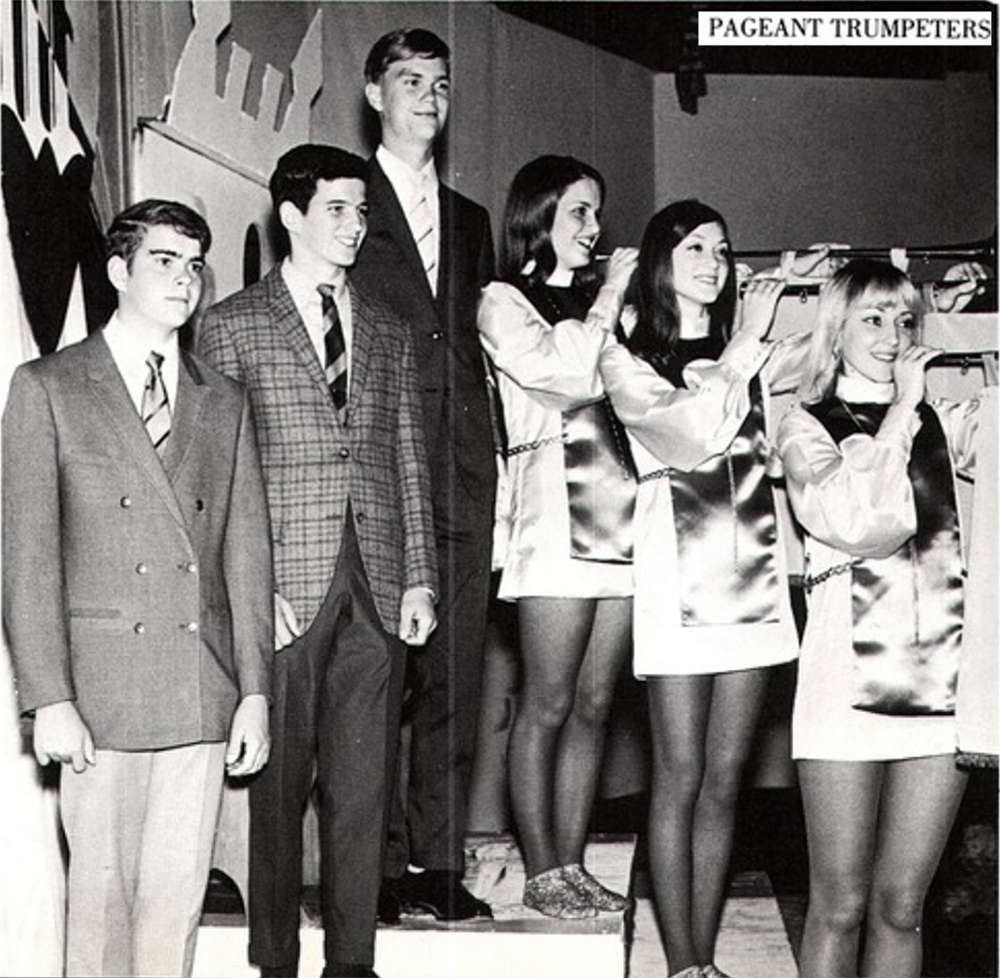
left=199, top=145, right=437, bottom=978
left=352, top=26, right=497, bottom=926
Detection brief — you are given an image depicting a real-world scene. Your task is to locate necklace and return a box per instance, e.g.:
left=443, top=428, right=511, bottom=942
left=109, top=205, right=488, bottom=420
left=837, top=397, right=874, bottom=436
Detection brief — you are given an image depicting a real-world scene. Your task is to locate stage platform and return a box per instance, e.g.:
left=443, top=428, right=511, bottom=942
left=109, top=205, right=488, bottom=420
left=193, top=833, right=797, bottom=978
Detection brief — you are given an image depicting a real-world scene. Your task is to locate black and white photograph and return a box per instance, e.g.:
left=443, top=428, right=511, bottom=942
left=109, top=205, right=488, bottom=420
left=1, top=2, right=996, bottom=977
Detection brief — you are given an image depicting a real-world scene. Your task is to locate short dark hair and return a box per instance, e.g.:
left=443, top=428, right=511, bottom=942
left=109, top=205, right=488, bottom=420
left=499, top=155, right=606, bottom=289
left=270, top=144, right=368, bottom=215
left=626, top=199, right=737, bottom=369
left=364, top=27, right=450, bottom=83
left=106, top=199, right=211, bottom=266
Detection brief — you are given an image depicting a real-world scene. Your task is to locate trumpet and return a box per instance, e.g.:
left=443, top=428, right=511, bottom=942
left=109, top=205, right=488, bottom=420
left=740, top=278, right=998, bottom=303
left=732, top=235, right=996, bottom=266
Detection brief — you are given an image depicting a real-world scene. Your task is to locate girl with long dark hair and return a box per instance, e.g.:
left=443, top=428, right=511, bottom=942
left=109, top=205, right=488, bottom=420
left=478, top=155, right=637, bottom=919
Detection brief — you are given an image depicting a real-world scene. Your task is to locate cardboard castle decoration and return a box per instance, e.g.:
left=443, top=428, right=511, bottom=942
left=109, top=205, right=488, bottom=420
left=133, top=0, right=323, bottom=303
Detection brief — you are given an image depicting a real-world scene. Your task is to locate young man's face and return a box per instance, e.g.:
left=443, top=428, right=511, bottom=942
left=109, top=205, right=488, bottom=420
left=283, top=177, right=368, bottom=274
left=366, top=57, right=450, bottom=149
left=109, top=225, right=205, bottom=331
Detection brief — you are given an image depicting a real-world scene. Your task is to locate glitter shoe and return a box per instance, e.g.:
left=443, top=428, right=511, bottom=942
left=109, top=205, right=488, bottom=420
left=522, top=866, right=596, bottom=919
left=561, top=863, right=629, bottom=912
left=701, top=966, right=731, bottom=978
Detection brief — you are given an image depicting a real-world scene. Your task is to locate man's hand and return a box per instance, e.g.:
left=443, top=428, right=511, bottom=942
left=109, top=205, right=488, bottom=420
left=225, top=694, right=270, bottom=778
left=33, top=700, right=95, bottom=773
left=274, top=591, right=302, bottom=651
left=398, top=587, right=437, bottom=647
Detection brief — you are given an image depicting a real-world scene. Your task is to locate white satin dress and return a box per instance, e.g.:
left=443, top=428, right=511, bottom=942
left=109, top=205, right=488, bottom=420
left=778, top=372, right=980, bottom=760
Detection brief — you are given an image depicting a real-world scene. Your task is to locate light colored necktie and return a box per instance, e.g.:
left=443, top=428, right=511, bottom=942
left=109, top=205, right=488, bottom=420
left=409, top=177, right=438, bottom=295
left=318, top=284, right=348, bottom=419
left=142, top=351, right=171, bottom=456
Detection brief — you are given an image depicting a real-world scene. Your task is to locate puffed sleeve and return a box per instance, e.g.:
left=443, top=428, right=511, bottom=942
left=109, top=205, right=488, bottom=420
left=760, top=330, right=812, bottom=395
left=777, top=404, right=918, bottom=558
left=599, top=328, right=772, bottom=473
left=477, top=281, right=612, bottom=408
left=932, top=396, right=982, bottom=478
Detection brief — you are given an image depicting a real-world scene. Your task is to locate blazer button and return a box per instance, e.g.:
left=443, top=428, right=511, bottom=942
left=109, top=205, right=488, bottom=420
left=430, top=331, right=443, bottom=340
left=184, top=561, right=198, bottom=574
left=135, top=563, right=148, bottom=575
left=339, top=447, right=350, bottom=459
left=356, top=511, right=367, bottom=523
left=183, top=621, right=198, bottom=633
left=120, top=496, right=132, bottom=508
left=134, top=622, right=145, bottom=635
left=195, top=499, right=205, bottom=512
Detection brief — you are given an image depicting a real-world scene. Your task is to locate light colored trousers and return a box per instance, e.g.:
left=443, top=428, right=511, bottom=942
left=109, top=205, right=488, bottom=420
left=60, top=741, right=227, bottom=977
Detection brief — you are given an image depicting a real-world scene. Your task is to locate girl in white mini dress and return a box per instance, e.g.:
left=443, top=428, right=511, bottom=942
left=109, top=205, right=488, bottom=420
left=599, top=200, right=828, bottom=978
left=777, top=260, right=982, bottom=977
left=478, top=155, right=637, bottom=919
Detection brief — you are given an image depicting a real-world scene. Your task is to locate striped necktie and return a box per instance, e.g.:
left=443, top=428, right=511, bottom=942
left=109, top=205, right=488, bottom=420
left=409, top=177, right=438, bottom=295
left=141, top=351, right=171, bottom=456
left=318, top=284, right=348, bottom=418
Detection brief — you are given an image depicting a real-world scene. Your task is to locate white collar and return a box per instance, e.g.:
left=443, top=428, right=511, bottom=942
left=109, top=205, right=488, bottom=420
left=377, top=144, right=438, bottom=200
left=835, top=371, right=896, bottom=404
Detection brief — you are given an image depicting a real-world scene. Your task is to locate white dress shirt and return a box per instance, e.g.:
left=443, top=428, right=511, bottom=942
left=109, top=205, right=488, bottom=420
left=103, top=311, right=179, bottom=415
left=281, top=258, right=354, bottom=386
left=376, top=144, right=440, bottom=293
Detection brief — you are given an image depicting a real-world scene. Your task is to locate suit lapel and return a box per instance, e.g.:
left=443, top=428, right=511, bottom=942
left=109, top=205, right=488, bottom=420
left=85, top=333, right=187, bottom=530
left=161, top=351, right=211, bottom=482
left=370, top=161, right=436, bottom=306
left=347, top=284, right=375, bottom=418
left=436, top=186, right=457, bottom=312
left=268, top=268, right=329, bottom=395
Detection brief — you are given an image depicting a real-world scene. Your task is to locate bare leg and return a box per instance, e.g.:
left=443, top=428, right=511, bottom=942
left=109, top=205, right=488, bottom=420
left=553, top=597, right=632, bottom=866
left=797, top=760, right=882, bottom=977
left=691, top=668, right=771, bottom=964
left=508, top=597, right=596, bottom=878
left=862, top=755, right=967, bottom=978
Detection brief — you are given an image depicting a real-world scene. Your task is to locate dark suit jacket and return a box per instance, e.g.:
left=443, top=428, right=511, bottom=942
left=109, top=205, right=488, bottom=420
left=198, top=266, right=437, bottom=634
left=351, top=160, right=497, bottom=518
left=2, top=331, right=273, bottom=751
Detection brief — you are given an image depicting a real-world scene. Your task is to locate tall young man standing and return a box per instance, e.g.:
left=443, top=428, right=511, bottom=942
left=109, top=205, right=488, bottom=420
left=352, top=26, right=496, bottom=924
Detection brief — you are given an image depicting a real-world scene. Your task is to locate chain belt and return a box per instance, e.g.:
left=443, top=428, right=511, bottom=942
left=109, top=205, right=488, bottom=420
left=505, top=433, right=565, bottom=458
left=802, top=559, right=861, bottom=593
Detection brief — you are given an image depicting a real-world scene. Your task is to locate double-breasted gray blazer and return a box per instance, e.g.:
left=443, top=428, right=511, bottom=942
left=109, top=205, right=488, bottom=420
left=198, top=267, right=437, bottom=634
left=2, top=330, right=274, bottom=751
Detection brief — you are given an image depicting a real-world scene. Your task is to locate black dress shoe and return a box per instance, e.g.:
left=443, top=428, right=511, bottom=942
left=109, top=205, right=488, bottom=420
left=397, top=869, right=493, bottom=922
left=320, top=964, right=377, bottom=977
left=377, top=876, right=401, bottom=925
left=260, top=965, right=297, bottom=978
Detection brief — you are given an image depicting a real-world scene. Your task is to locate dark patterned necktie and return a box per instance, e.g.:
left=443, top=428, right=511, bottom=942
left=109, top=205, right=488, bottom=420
left=141, top=351, right=171, bottom=456
left=318, top=284, right=348, bottom=417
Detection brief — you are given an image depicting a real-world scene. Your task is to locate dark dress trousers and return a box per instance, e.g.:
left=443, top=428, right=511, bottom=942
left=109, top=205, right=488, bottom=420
left=351, top=159, right=497, bottom=876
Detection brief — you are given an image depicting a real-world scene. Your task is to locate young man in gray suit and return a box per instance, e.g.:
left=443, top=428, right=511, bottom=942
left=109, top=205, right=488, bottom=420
left=3, top=199, right=274, bottom=977
left=199, top=145, right=438, bottom=978
left=351, top=27, right=496, bottom=925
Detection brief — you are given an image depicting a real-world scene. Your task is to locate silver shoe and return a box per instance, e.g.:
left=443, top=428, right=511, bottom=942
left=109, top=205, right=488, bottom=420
left=561, top=863, right=629, bottom=912
left=522, top=866, right=596, bottom=919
